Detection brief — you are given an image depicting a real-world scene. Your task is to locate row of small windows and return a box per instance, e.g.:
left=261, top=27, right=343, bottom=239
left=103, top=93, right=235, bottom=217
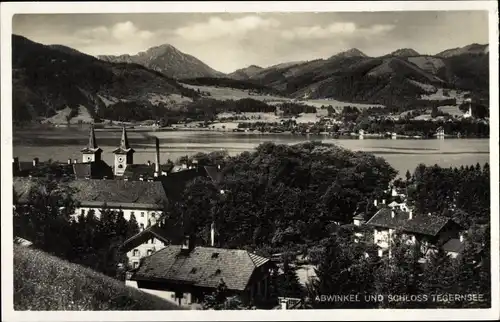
left=79, top=209, right=146, bottom=218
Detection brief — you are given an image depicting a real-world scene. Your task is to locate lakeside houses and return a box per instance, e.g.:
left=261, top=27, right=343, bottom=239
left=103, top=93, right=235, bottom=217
left=364, top=200, right=464, bottom=259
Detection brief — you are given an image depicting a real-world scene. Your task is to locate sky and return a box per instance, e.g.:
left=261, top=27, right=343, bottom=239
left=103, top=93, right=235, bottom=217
left=12, top=11, right=489, bottom=73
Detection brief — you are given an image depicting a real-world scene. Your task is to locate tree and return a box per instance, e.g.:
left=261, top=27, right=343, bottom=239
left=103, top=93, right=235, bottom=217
left=420, top=247, right=457, bottom=306
left=309, top=236, right=355, bottom=308
left=405, top=170, right=412, bottom=183
left=373, top=236, right=423, bottom=308
left=278, top=257, right=304, bottom=299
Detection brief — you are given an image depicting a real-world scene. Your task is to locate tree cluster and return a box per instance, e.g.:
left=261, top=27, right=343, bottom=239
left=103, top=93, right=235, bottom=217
left=13, top=178, right=140, bottom=279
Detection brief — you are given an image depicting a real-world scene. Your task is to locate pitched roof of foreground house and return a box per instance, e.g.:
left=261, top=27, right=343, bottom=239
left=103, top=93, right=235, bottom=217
left=13, top=177, right=167, bottom=209
left=365, top=207, right=452, bottom=237
left=121, top=218, right=186, bottom=251
left=132, top=245, right=270, bottom=291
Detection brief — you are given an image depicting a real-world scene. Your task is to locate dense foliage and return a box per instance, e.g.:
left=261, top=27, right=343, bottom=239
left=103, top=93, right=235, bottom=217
left=168, top=141, right=397, bottom=251
left=408, top=163, right=490, bottom=228
left=13, top=178, right=139, bottom=279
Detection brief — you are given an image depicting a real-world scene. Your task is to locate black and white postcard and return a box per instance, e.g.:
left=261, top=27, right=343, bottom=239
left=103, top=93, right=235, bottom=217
left=1, top=1, right=498, bottom=321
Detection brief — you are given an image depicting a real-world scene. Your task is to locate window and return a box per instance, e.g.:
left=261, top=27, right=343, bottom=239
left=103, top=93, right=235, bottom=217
left=133, top=249, right=140, bottom=257
left=81, top=209, right=86, bottom=216
left=133, top=261, right=139, bottom=269
left=140, top=223, right=144, bottom=230
left=130, top=211, right=135, bottom=217
left=118, top=164, right=123, bottom=169
left=147, top=250, right=153, bottom=256
left=141, top=212, right=145, bottom=217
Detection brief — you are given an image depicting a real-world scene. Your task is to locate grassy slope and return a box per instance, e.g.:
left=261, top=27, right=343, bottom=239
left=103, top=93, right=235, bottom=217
left=14, top=245, right=180, bottom=311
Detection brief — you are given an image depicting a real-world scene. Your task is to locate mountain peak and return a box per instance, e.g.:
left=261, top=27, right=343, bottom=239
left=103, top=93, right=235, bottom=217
left=228, top=65, right=264, bottom=80
left=436, top=43, right=489, bottom=58
left=97, top=43, right=224, bottom=79
left=389, top=48, right=420, bottom=57
left=330, top=48, right=368, bottom=59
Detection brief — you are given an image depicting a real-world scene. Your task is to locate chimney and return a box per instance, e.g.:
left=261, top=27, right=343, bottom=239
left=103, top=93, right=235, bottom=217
left=408, top=209, right=413, bottom=220
left=155, top=137, right=160, bottom=175
left=181, top=235, right=194, bottom=253
left=210, top=222, right=216, bottom=247
left=281, top=299, right=288, bottom=310
left=73, top=159, right=77, bottom=164
left=32, top=158, right=39, bottom=167
left=391, top=210, right=395, bottom=218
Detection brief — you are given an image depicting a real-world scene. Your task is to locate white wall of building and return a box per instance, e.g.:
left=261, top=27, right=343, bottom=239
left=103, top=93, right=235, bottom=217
left=373, top=228, right=392, bottom=250
left=126, top=280, right=192, bottom=306
left=127, top=238, right=167, bottom=268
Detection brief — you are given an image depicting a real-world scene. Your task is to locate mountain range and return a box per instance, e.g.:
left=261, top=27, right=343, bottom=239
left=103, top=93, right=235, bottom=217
left=12, top=35, right=198, bottom=122
left=226, top=46, right=489, bottom=107
left=11, top=34, right=489, bottom=122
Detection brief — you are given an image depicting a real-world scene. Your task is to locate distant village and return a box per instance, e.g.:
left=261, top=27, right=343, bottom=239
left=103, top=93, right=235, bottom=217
left=13, top=125, right=472, bottom=309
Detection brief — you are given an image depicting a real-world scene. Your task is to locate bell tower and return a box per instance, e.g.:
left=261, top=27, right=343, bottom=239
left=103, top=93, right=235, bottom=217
left=112, top=126, right=134, bottom=176
left=81, top=125, right=102, bottom=163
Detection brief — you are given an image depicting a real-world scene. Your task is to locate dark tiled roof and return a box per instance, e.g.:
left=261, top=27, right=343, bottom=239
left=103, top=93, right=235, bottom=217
left=73, top=160, right=113, bottom=179
left=13, top=177, right=167, bottom=209
left=203, top=166, right=224, bottom=183
left=123, top=164, right=171, bottom=181
left=68, top=179, right=167, bottom=208
left=365, top=208, right=450, bottom=237
left=158, top=166, right=223, bottom=201
left=442, top=238, right=465, bottom=253
left=133, top=246, right=270, bottom=291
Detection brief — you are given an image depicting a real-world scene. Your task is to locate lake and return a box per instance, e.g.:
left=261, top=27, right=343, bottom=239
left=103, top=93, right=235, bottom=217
left=12, top=127, right=490, bottom=177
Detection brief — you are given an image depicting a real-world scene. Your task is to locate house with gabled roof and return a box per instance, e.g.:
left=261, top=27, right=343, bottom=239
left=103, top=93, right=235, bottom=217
left=365, top=206, right=463, bottom=258
left=13, top=176, right=168, bottom=231
left=126, top=236, right=275, bottom=307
